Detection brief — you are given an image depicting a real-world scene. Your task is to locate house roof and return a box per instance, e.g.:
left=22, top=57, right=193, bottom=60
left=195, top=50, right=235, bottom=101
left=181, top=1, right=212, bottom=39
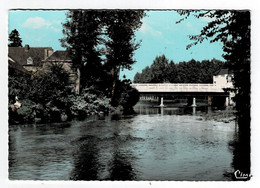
left=217, top=69, right=233, bottom=75
left=8, top=46, right=53, bottom=66
left=45, top=50, right=72, bottom=61
left=8, top=57, right=30, bottom=74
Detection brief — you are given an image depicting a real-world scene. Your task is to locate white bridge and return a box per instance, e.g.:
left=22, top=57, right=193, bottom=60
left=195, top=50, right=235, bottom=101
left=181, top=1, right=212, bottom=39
left=131, top=83, right=233, bottom=107
left=131, top=71, right=234, bottom=107
left=131, top=83, right=225, bottom=93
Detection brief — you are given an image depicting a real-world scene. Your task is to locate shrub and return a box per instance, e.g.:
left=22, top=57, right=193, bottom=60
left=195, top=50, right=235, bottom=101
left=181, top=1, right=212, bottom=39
left=69, top=88, right=111, bottom=119
left=16, top=99, right=36, bottom=123
left=112, top=79, right=140, bottom=113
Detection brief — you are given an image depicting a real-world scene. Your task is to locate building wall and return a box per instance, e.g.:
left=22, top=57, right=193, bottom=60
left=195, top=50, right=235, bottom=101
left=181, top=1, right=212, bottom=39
left=23, top=65, right=39, bottom=73
left=213, top=74, right=235, bottom=106
left=213, top=74, right=233, bottom=88
left=42, top=61, right=78, bottom=90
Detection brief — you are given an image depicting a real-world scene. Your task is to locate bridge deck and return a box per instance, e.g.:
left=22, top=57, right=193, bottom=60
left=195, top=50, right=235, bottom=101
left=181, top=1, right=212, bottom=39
left=132, top=83, right=225, bottom=93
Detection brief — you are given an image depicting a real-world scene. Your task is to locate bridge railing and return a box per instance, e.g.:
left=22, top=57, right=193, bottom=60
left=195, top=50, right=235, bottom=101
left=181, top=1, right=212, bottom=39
left=131, top=83, right=225, bottom=92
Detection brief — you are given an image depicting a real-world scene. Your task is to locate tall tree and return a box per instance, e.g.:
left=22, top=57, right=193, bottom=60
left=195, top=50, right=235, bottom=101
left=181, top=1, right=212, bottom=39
left=176, top=61, right=188, bottom=83
left=103, top=10, right=145, bottom=105
left=8, top=29, right=23, bottom=47
left=60, top=10, right=103, bottom=94
left=167, top=60, right=178, bottom=83
left=150, top=55, right=170, bottom=83
left=133, top=72, right=142, bottom=83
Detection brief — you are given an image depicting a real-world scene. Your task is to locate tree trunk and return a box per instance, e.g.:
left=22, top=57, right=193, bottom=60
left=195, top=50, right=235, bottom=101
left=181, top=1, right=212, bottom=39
left=111, top=66, right=119, bottom=104
left=75, top=68, right=81, bottom=95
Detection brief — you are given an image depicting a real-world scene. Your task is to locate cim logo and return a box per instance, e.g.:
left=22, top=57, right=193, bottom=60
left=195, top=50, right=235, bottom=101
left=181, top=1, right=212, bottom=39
left=234, top=170, right=252, bottom=180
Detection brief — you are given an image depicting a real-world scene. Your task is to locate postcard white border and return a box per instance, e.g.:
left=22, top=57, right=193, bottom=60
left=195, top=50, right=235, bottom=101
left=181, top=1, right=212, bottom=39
left=1, top=0, right=260, bottom=188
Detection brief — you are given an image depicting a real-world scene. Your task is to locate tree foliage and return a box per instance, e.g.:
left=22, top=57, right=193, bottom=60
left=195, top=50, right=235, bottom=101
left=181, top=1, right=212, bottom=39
left=60, top=10, right=104, bottom=89
left=103, top=10, right=145, bottom=70
left=102, top=10, right=145, bottom=102
left=134, top=55, right=224, bottom=83
left=8, top=29, right=23, bottom=47
left=60, top=10, right=145, bottom=106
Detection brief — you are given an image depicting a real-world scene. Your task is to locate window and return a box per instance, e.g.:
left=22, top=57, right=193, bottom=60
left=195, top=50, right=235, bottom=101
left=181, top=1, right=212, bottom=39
left=27, top=57, right=33, bottom=65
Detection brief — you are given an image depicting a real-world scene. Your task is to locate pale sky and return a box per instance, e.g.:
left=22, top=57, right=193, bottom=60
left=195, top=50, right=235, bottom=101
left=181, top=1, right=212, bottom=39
left=9, top=10, right=225, bottom=80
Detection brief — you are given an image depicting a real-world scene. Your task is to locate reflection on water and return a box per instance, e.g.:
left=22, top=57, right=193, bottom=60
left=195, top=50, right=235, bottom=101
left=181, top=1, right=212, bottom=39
left=9, top=105, right=242, bottom=180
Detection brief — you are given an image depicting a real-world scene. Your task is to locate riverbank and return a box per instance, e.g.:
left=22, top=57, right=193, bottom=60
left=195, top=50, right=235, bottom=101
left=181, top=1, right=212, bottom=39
left=201, top=108, right=237, bottom=123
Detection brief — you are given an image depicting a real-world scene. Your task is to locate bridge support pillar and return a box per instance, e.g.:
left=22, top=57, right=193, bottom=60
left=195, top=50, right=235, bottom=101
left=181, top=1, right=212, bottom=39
left=160, top=97, right=164, bottom=107
left=225, top=97, right=229, bottom=107
left=208, top=96, right=212, bottom=106
left=191, top=97, right=197, bottom=107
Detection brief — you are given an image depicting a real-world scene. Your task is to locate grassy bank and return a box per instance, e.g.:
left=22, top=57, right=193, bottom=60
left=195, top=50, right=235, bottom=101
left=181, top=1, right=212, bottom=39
left=202, top=108, right=237, bottom=123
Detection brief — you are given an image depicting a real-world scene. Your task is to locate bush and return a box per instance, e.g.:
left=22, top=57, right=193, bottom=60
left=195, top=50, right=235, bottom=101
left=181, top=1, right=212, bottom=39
left=16, top=99, right=36, bottom=123
left=112, top=79, right=140, bottom=113
left=69, top=88, right=111, bottom=119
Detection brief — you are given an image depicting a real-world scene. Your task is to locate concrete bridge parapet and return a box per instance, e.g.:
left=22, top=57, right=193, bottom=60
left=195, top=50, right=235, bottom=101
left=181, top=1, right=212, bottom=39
left=131, top=83, right=225, bottom=93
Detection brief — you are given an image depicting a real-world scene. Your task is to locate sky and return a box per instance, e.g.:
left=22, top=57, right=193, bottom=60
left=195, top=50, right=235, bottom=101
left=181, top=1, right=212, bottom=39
left=8, top=10, right=225, bottom=80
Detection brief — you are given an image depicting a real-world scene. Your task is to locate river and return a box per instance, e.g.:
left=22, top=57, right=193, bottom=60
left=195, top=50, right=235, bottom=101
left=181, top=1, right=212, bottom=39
left=9, top=104, right=238, bottom=180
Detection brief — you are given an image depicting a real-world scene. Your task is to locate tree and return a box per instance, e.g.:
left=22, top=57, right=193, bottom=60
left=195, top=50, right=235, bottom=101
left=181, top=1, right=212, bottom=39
left=60, top=10, right=104, bottom=94
left=103, top=10, right=145, bottom=105
left=167, top=60, right=178, bottom=83
left=133, top=72, right=142, bottom=83
left=150, top=55, right=170, bottom=83
left=176, top=61, right=188, bottom=83
left=8, top=29, right=23, bottom=47
left=200, top=59, right=224, bottom=83
left=139, top=66, right=153, bottom=83
left=133, top=56, right=223, bottom=84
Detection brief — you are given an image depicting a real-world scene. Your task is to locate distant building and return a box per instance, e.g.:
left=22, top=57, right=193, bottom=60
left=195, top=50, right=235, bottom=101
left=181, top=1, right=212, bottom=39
left=8, top=44, right=53, bottom=74
left=213, top=68, right=235, bottom=105
left=8, top=57, right=30, bottom=75
left=8, top=45, right=79, bottom=93
left=213, top=69, right=233, bottom=88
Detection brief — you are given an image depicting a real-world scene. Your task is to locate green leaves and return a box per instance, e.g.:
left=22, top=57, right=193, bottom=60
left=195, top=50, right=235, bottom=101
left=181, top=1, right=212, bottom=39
left=60, top=10, right=145, bottom=96
left=133, top=55, right=224, bottom=84
left=68, top=89, right=110, bottom=117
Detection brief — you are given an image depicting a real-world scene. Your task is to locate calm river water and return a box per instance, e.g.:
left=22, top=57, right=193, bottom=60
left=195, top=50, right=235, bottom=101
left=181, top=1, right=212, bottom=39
left=9, top=105, right=238, bottom=180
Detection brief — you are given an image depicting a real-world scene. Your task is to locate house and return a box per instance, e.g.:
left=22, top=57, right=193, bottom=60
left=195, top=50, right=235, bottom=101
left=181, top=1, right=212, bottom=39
left=8, top=44, right=53, bottom=74
left=213, top=68, right=235, bottom=105
left=213, top=69, right=233, bottom=89
left=8, top=57, right=30, bottom=75
left=9, top=45, right=79, bottom=94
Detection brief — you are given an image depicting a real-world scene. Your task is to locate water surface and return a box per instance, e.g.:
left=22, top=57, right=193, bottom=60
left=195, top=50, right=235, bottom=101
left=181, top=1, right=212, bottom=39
left=9, top=105, right=237, bottom=180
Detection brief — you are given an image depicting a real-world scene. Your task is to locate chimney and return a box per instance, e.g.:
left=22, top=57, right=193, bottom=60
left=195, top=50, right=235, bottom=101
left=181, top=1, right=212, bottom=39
left=25, top=44, right=30, bottom=52
left=44, top=48, right=53, bottom=60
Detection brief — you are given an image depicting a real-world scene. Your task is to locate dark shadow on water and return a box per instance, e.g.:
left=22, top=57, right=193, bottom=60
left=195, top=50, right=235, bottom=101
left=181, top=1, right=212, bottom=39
left=227, top=116, right=251, bottom=181
left=69, top=122, right=136, bottom=180
left=107, top=118, right=137, bottom=180
left=70, top=135, right=99, bottom=180
left=108, top=153, right=136, bottom=180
